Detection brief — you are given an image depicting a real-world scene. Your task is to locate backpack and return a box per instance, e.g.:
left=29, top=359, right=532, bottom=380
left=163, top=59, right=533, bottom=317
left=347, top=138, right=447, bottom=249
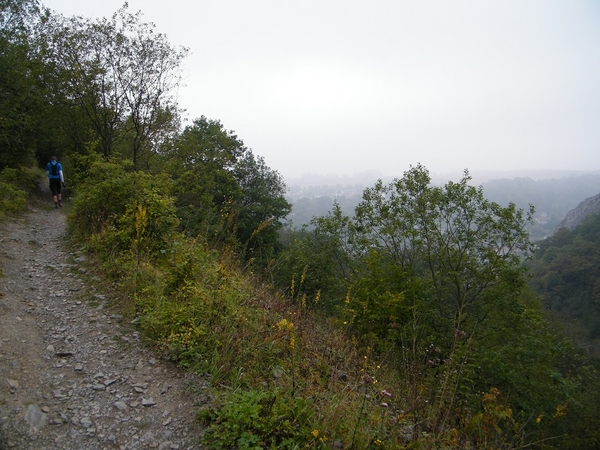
left=50, top=162, right=58, bottom=176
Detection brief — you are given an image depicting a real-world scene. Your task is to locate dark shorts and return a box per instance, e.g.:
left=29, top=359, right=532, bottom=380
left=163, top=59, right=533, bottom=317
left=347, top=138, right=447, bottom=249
left=49, top=178, right=62, bottom=196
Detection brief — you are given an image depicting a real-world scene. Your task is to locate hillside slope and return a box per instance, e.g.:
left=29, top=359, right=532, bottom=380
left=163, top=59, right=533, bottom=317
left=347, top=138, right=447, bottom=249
left=529, top=212, right=600, bottom=355
left=556, top=192, right=600, bottom=231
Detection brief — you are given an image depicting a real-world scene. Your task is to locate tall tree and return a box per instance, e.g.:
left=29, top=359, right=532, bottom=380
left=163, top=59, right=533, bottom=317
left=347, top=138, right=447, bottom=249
left=35, top=4, right=187, bottom=166
left=165, top=116, right=247, bottom=240
left=164, top=116, right=290, bottom=260
left=353, top=165, right=535, bottom=336
left=0, top=0, right=40, bottom=170
left=232, top=150, right=291, bottom=261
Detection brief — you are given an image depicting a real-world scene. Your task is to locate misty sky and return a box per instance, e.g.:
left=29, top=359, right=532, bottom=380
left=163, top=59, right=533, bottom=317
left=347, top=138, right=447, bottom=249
left=40, top=0, right=600, bottom=180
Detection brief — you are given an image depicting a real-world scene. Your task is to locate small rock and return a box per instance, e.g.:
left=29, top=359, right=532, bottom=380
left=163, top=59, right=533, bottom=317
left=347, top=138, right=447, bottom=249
left=7, top=379, right=19, bottom=389
left=80, top=417, right=93, bottom=428
left=46, top=345, right=55, bottom=352
left=74, top=363, right=83, bottom=371
left=24, top=404, right=48, bottom=432
left=53, top=390, right=67, bottom=399
left=114, top=401, right=128, bottom=411
left=92, top=383, right=106, bottom=391
left=142, top=398, right=156, bottom=407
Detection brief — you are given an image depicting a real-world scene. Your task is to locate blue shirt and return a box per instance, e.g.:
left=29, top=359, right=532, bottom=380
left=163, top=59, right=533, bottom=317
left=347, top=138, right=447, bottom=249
left=47, top=161, right=62, bottom=179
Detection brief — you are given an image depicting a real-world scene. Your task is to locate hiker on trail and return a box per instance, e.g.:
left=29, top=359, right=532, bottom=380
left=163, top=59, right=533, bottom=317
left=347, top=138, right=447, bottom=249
left=47, top=156, right=65, bottom=209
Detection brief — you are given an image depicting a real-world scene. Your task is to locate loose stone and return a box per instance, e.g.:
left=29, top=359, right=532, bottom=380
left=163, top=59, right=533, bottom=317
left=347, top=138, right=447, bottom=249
left=142, top=398, right=156, bottom=407
left=114, top=401, right=128, bottom=411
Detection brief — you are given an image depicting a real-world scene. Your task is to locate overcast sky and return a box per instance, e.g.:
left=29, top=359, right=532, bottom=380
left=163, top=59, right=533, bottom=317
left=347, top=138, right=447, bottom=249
left=40, top=0, right=600, bottom=181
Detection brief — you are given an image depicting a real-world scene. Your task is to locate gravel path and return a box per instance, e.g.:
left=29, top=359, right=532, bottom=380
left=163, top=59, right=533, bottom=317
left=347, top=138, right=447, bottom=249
left=0, top=207, right=207, bottom=449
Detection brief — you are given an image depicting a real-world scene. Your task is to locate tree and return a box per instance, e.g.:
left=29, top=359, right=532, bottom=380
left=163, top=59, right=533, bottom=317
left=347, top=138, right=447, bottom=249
left=164, top=116, right=290, bottom=262
left=351, top=164, right=535, bottom=338
left=232, top=150, right=291, bottom=261
left=0, top=0, right=41, bottom=170
left=164, top=116, right=247, bottom=240
left=115, top=7, right=187, bottom=169
left=35, top=4, right=187, bottom=167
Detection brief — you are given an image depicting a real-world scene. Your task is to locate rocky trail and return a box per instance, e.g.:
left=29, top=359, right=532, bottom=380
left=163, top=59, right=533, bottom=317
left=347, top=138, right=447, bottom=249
left=0, top=205, right=207, bottom=449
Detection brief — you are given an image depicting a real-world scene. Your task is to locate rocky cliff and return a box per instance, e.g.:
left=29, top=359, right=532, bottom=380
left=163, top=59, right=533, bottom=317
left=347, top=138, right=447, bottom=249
left=556, top=192, right=600, bottom=231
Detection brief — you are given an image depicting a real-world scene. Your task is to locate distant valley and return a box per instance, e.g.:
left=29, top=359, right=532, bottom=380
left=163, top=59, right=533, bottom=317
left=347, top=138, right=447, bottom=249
left=286, top=169, right=600, bottom=241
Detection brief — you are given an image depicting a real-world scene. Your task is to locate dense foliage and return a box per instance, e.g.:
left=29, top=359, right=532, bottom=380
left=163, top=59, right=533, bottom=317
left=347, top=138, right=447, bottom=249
left=0, top=0, right=44, bottom=170
left=529, top=214, right=600, bottom=352
left=162, top=116, right=291, bottom=262
left=2, top=0, right=599, bottom=448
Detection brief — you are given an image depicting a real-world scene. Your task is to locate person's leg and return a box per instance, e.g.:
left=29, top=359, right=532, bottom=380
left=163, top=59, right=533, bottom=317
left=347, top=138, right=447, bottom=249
left=50, top=180, right=59, bottom=208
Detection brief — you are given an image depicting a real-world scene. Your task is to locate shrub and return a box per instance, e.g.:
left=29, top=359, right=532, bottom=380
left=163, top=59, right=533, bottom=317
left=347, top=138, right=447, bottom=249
left=0, top=167, right=29, bottom=215
left=68, top=157, right=178, bottom=260
left=199, top=389, right=320, bottom=449
left=0, top=181, right=26, bottom=215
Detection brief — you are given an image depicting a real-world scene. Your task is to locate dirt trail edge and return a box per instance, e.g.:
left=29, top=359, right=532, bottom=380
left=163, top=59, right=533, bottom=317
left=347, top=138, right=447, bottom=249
left=0, top=207, right=206, bottom=450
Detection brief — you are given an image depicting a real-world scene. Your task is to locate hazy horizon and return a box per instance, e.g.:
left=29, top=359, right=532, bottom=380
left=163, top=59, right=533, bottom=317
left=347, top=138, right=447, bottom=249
left=41, top=0, right=600, bottom=180
left=286, top=167, right=600, bottom=188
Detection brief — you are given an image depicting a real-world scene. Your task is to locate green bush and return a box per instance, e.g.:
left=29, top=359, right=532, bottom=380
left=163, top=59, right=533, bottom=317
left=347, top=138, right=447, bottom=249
left=199, top=389, right=321, bottom=449
left=0, top=183, right=26, bottom=215
left=0, top=167, right=46, bottom=215
left=68, top=157, right=178, bottom=260
left=0, top=173, right=26, bottom=215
